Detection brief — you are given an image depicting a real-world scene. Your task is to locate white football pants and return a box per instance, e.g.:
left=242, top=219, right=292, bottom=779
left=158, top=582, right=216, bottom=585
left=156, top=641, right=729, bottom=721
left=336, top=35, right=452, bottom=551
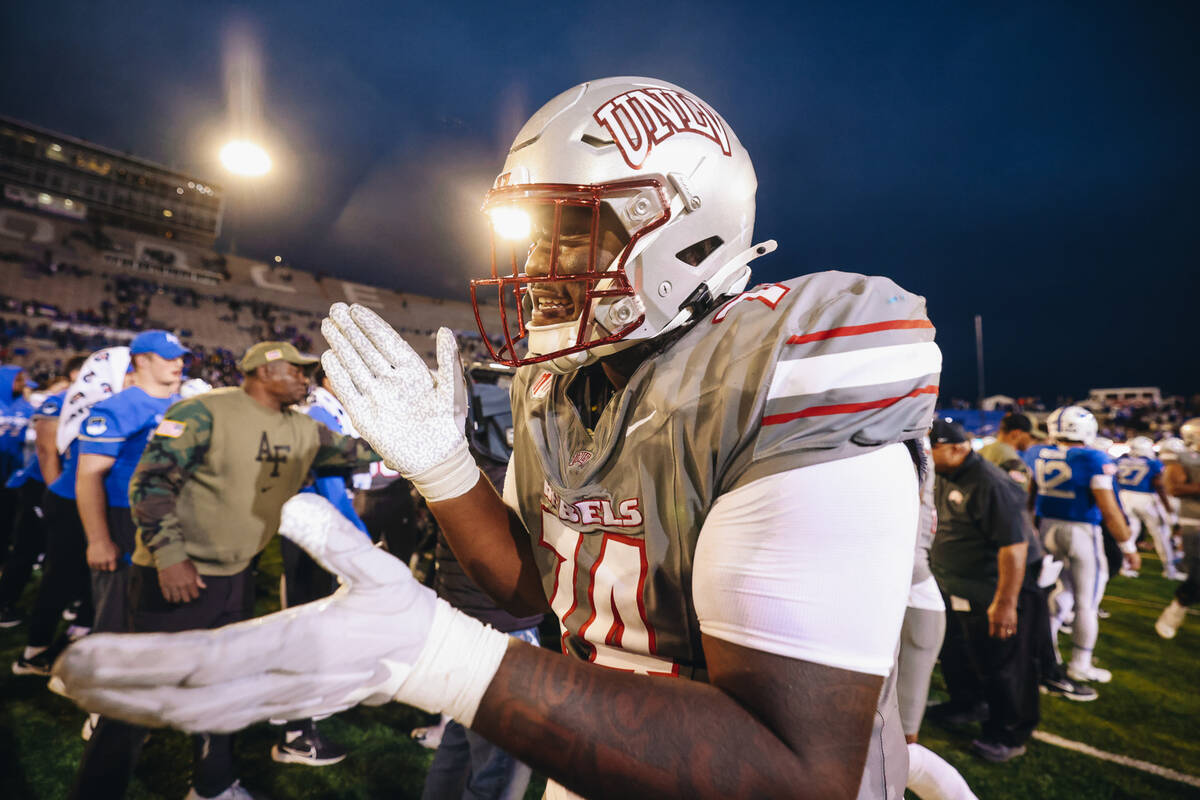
left=1119, top=490, right=1177, bottom=572
left=1041, top=519, right=1108, bottom=658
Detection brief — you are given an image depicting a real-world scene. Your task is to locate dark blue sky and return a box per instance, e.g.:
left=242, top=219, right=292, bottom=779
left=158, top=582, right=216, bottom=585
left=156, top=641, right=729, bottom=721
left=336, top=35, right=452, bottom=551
left=2, top=1, right=1196, bottom=401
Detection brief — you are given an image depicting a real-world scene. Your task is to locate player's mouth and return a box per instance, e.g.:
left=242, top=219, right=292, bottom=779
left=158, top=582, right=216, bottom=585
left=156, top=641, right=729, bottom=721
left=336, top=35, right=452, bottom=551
left=530, top=290, right=579, bottom=325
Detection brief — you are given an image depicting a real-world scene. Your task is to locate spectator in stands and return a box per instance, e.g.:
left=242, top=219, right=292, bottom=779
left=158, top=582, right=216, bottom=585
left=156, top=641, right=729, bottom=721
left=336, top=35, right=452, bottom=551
left=0, top=355, right=86, bottom=627
left=0, top=365, right=36, bottom=561
left=928, top=418, right=1040, bottom=763
left=70, top=341, right=378, bottom=800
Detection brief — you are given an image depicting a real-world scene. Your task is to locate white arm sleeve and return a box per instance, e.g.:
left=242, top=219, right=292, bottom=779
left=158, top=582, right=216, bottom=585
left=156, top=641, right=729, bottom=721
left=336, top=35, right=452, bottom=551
left=693, top=442, right=919, bottom=677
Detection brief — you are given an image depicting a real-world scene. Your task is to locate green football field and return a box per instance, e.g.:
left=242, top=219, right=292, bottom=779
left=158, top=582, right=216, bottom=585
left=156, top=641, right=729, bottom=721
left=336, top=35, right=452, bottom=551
left=1, top=542, right=1196, bottom=799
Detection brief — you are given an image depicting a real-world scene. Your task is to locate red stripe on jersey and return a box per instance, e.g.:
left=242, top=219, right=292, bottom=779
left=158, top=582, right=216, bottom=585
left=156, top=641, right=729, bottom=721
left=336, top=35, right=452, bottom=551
left=787, top=318, right=933, bottom=345
left=762, top=384, right=940, bottom=426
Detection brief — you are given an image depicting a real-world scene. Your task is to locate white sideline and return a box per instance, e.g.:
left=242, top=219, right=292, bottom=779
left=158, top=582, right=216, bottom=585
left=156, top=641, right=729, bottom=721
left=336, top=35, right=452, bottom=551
left=1032, top=731, right=1200, bottom=788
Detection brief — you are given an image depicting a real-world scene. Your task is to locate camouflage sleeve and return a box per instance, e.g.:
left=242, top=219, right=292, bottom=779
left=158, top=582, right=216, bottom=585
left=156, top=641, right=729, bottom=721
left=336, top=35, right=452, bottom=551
left=129, top=398, right=213, bottom=570
left=310, top=424, right=381, bottom=470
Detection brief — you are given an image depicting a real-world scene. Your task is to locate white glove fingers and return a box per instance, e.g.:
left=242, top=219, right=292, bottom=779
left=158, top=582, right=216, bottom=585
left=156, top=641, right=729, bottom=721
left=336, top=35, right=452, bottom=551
left=55, top=621, right=297, bottom=690
left=279, top=495, right=411, bottom=588
left=326, top=304, right=393, bottom=378
left=348, top=304, right=429, bottom=377
left=320, top=352, right=371, bottom=424
left=321, top=318, right=377, bottom=389
left=435, top=327, right=465, bottom=407
left=68, top=670, right=376, bottom=734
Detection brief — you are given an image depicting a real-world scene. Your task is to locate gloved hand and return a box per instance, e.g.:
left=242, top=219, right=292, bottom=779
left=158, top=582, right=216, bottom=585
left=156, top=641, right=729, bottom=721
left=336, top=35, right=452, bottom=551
left=320, top=303, right=479, bottom=502
left=52, top=494, right=511, bottom=733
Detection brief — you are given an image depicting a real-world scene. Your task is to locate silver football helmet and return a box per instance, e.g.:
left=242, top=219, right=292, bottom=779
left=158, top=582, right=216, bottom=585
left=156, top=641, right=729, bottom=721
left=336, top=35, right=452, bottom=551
left=1181, top=418, right=1200, bottom=451
left=1127, top=436, right=1155, bottom=458
left=471, top=77, right=772, bottom=372
left=1046, top=405, right=1098, bottom=446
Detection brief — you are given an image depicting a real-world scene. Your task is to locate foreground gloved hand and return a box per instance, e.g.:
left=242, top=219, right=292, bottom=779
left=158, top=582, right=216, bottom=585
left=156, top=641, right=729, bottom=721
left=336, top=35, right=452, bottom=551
left=320, top=302, right=478, bottom=502
left=52, top=494, right=511, bottom=733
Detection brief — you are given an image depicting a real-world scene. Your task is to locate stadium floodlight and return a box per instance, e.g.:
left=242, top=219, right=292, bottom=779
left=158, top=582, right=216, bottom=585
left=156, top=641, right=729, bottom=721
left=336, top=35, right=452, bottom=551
left=219, top=140, right=271, bottom=177
left=489, top=207, right=531, bottom=240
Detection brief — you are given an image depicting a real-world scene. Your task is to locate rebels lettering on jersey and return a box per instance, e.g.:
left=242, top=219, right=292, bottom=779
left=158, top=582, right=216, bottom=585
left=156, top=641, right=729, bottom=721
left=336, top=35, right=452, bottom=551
left=1031, top=443, right=1114, bottom=524
left=593, top=86, right=732, bottom=170
left=1114, top=454, right=1162, bottom=494
left=542, top=482, right=643, bottom=530
left=507, top=270, right=940, bottom=680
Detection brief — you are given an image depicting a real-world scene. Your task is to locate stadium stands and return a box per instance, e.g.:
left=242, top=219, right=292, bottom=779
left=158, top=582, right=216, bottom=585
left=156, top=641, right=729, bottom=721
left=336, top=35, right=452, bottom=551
left=0, top=206, right=504, bottom=383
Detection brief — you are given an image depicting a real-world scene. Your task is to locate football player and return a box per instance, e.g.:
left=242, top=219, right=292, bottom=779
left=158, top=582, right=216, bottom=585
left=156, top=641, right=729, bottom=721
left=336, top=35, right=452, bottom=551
left=54, top=78, right=940, bottom=799
left=1156, top=419, right=1200, bottom=639
left=1029, top=406, right=1136, bottom=683
left=1115, top=436, right=1180, bottom=579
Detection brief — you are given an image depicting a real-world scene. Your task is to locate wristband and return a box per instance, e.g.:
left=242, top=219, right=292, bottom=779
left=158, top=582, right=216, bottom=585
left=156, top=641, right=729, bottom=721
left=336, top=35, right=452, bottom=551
left=410, top=443, right=481, bottom=502
left=1118, top=537, right=1137, bottom=554
left=393, top=599, right=511, bottom=726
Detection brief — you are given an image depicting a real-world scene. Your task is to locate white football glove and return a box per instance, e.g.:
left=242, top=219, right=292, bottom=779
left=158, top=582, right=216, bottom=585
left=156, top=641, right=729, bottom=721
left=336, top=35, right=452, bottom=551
left=52, top=494, right=511, bottom=733
left=321, top=302, right=478, bottom=502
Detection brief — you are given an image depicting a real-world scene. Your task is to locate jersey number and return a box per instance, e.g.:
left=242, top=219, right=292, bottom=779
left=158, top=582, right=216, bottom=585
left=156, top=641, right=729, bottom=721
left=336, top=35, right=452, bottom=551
left=1116, top=462, right=1149, bottom=487
left=1036, top=459, right=1075, bottom=499
left=538, top=511, right=678, bottom=677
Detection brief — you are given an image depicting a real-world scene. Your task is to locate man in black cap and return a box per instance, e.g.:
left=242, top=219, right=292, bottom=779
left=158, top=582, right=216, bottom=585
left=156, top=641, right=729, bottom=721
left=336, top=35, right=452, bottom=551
left=927, top=418, right=1040, bottom=763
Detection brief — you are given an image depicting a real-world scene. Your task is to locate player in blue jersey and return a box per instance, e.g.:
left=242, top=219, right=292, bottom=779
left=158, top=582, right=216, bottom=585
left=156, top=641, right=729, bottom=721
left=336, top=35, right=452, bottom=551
left=13, top=349, right=130, bottom=675
left=76, top=331, right=186, bottom=637
left=1029, top=406, right=1135, bottom=684
left=0, top=357, right=86, bottom=628
left=0, top=365, right=36, bottom=561
left=1116, top=436, right=1180, bottom=579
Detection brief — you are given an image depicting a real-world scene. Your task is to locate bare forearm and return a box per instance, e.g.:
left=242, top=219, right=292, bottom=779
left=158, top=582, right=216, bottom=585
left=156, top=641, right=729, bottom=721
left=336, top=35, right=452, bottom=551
left=427, top=475, right=550, bottom=617
left=76, top=474, right=112, bottom=546
left=994, top=542, right=1026, bottom=607
left=34, top=420, right=60, bottom=484
left=1101, top=506, right=1132, bottom=542
left=473, top=641, right=873, bottom=800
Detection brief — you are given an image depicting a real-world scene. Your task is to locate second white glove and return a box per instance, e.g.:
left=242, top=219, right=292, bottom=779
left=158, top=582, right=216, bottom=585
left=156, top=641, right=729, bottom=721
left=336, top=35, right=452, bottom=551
left=53, top=494, right=511, bottom=732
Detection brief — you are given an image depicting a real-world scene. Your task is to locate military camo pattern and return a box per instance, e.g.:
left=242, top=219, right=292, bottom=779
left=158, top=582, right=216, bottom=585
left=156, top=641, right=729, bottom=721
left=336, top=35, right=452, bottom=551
left=131, top=387, right=378, bottom=576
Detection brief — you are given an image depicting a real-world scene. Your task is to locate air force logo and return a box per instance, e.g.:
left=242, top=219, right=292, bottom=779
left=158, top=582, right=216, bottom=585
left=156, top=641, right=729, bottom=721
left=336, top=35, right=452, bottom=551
left=84, top=415, right=108, bottom=437
left=593, top=86, right=732, bottom=170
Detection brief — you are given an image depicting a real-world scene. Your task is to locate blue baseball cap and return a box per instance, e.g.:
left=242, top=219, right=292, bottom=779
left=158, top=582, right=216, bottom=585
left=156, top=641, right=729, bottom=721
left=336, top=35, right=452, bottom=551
left=129, top=330, right=190, bottom=360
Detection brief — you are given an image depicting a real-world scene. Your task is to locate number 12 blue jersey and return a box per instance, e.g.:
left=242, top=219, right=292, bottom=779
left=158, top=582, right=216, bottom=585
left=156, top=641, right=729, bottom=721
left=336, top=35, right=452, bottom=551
left=1030, top=443, right=1115, bottom=524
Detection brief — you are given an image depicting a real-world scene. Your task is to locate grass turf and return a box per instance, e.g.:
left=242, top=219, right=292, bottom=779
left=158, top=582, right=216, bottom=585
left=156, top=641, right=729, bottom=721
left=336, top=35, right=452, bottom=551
left=1, top=542, right=1196, bottom=798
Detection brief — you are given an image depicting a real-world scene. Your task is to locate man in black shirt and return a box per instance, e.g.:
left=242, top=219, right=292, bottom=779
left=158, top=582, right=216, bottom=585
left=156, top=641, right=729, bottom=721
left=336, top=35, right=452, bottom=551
left=928, top=419, right=1040, bottom=763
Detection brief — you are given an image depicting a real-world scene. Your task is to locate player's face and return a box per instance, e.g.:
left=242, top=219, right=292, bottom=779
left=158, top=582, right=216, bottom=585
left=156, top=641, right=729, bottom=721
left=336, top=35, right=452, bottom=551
left=146, top=353, right=185, bottom=386
left=523, top=205, right=628, bottom=327
left=11, top=371, right=26, bottom=396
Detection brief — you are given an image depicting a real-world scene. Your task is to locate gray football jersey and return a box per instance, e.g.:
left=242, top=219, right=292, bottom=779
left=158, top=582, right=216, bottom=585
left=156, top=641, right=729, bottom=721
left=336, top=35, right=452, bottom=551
left=506, top=270, right=940, bottom=678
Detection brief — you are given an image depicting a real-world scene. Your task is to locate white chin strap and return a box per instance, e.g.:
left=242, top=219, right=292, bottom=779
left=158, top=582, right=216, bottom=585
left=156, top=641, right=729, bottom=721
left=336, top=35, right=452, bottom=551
left=657, top=240, right=777, bottom=338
